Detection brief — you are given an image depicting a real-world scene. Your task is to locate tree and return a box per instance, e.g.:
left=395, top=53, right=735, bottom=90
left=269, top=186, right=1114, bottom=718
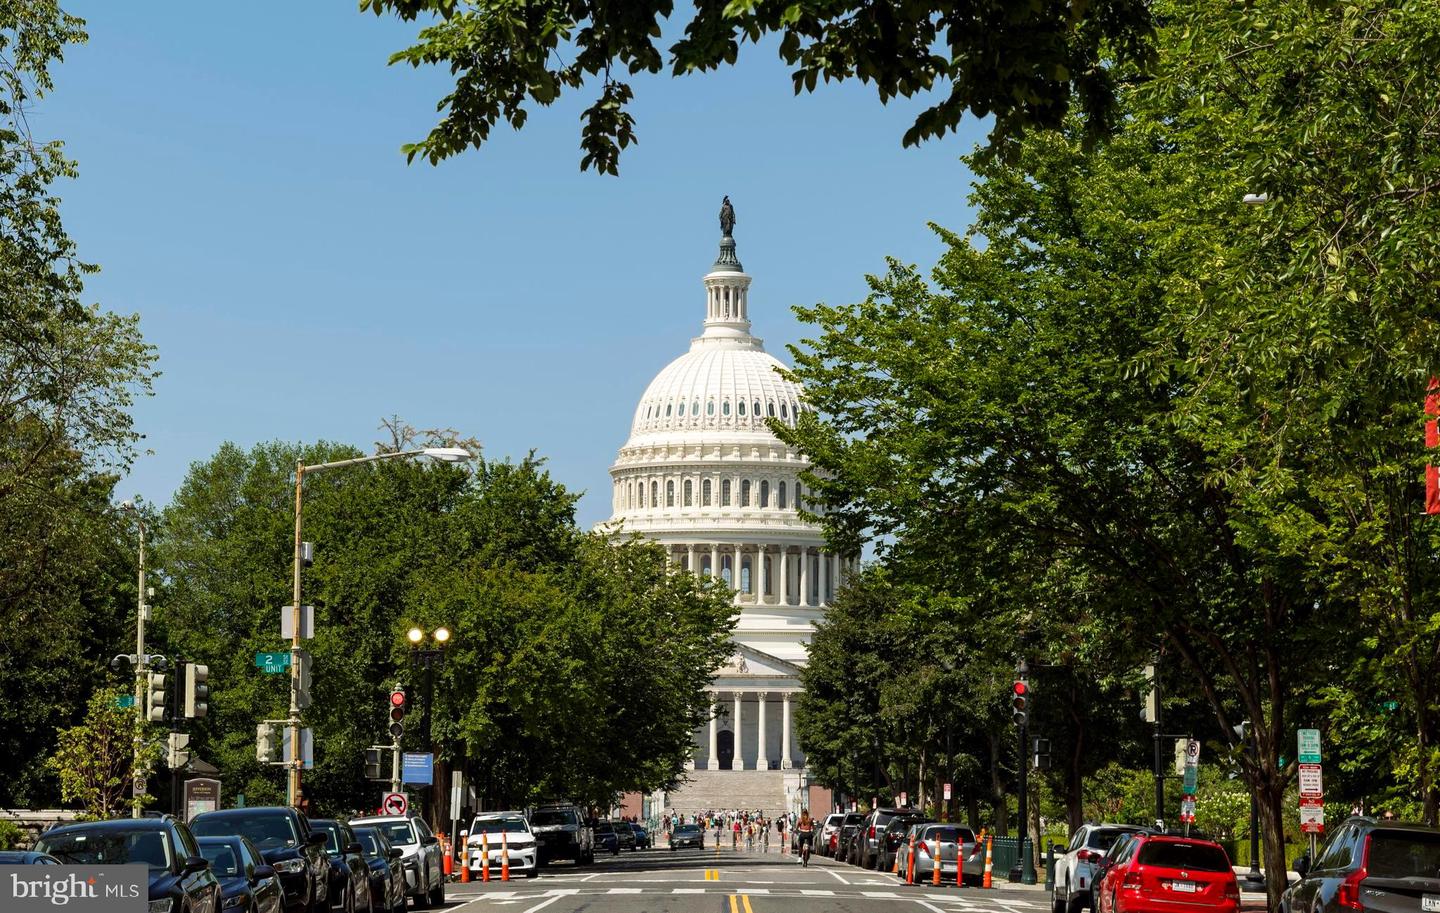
left=47, top=686, right=163, bottom=820
left=359, top=0, right=1155, bottom=174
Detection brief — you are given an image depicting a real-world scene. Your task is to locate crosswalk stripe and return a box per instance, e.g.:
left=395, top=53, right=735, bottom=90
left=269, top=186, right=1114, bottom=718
left=606, top=888, right=642, bottom=894
left=801, top=889, right=835, bottom=895
left=543, top=889, right=578, bottom=896
left=673, top=888, right=706, bottom=893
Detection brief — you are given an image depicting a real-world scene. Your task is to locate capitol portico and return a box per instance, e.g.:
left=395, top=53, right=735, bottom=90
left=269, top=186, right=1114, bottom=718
left=606, top=200, right=845, bottom=816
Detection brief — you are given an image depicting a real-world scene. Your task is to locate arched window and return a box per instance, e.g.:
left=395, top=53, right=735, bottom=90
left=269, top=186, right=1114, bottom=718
left=628, top=483, right=634, bottom=508
left=683, top=479, right=693, bottom=506
left=722, top=480, right=732, bottom=507
left=778, top=481, right=787, bottom=509
left=760, top=480, right=770, bottom=508
left=753, top=400, right=761, bottom=417
left=738, top=400, right=746, bottom=416
left=780, top=403, right=787, bottom=419
left=666, top=480, right=675, bottom=507
left=795, top=484, right=802, bottom=511
left=692, top=401, right=700, bottom=416
left=722, top=400, right=731, bottom=416
left=740, top=560, right=752, bottom=594
left=721, top=555, right=733, bottom=586
left=665, top=403, right=672, bottom=417
left=702, top=479, right=712, bottom=506
left=768, top=401, right=776, bottom=417
left=651, top=481, right=658, bottom=506
left=741, top=480, right=751, bottom=507
left=707, top=401, right=715, bottom=416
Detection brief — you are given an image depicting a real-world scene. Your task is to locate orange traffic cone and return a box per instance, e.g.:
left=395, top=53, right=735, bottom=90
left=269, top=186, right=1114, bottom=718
left=958, top=839, right=966, bottom=888
left=906, top=833, right=917, bottom=885
left=933, top=840, right=942, bottom=885
left=481, top=834, right=490, bottom=883
left=982, top=836, right=993, bottom=889
left=501, top=832, right=511, bottom=881
left=459, top=837, right=470, bottom=884
left=442, top=834, right=453, bottom=877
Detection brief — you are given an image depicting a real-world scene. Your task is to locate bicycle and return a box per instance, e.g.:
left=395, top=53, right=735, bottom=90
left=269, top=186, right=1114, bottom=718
left=798, top=833, right=813, bottom=867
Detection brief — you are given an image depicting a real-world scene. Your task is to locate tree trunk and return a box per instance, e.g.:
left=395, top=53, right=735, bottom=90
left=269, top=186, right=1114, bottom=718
left=1258, top=771, right=1290, bottom=913
left=988, top=731, right=1009, bottom=835
left=1418, top=700, right=1438, bottom=825
left=967, top=794, right=981, bottom=830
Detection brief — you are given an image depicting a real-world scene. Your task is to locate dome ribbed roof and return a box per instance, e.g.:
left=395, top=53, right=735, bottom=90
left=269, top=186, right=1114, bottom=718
left=628, top=343, right=806, bottom=439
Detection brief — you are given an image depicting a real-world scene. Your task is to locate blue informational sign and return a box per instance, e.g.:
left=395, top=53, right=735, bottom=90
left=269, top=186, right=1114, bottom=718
left=401, top=752, right=433, bottom=786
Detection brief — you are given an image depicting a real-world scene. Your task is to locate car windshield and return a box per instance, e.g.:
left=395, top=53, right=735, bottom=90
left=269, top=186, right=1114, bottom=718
left=200, top=844, right=240, bottom=877
left=1137, top=841, right=1230, bottom=872
left=471, top=817, right=528, bottom=835
left=1088, top=828, right=1136, bottom=851
left=37, top=829, right=173, bottom=870
left=313, top=824, right=343, bottom=854
left=192, top=814, right=299, bottom=850
left=1368, top=831, right=1440, bottom=879
left=353, top=830, right=382, bottom=857
left=926, top=827, right=969, bottom=842
left=594, top=823, right=615, bottom=834
left=675, top=825, right=700, bottom=835
left=374, top=822, right=415, bottom=846
left=530, top=811, right=571, bottom=827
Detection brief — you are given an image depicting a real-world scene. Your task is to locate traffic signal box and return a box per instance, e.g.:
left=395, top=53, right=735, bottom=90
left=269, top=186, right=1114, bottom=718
left=1011, top=680, right=1029, bottom=726
left=145, top=671, right=167, bottom=723
left=184, top=663, right=209, bottom=718
left=389, top=686, right=406, bottom=740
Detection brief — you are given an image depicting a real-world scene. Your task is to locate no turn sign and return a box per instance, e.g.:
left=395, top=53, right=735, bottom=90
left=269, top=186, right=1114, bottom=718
left=381, top=792, right=408, bottom=816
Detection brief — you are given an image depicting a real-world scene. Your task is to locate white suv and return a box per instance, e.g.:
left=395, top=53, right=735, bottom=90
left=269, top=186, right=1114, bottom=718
left=1052, top=824, right=1144, bottom=913
left=466, top=812, right=539, bottom=878
left=350, top=814, right=446, bottom=907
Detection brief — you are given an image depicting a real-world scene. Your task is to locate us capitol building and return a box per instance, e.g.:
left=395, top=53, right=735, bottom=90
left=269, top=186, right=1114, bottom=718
left=606, top=199, right=851, bottom=817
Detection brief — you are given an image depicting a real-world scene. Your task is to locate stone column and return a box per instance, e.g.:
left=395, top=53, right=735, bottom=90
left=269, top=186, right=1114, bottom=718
left=757, top=691, right=769, bottom=771
left=734, top=544, right=743, bottom=594
left=834, top=553, right=844, bottom=598
left=707, top=698, right=720, bottom=770
left=781, top=693, right=793, bottom=769
left=756, top=545, right=768, bottom=602
left=779, top=546, right=790, bottom=606
left=799, top=548, right=810, bottom=607
left=711, top=544, right=720, bottom=580
left=688, top=544, right=697, bottom=574
left=732, top=691, right=745, bottom=770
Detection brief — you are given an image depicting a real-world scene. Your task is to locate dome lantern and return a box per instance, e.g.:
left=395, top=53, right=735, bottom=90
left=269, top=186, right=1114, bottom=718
left=703, top=196, right=753, bottom=339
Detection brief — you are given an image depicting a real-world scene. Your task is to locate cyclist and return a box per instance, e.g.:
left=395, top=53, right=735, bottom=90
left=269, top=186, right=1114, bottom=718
left=795, top=810, right=814, bottom=866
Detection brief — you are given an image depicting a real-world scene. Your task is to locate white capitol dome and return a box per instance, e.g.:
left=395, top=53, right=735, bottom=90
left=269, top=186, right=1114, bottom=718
left=607, top=201, right=852, bottom=809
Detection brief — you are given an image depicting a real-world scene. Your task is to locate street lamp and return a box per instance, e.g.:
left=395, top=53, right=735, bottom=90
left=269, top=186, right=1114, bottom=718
left=1234, top=720, right=1265, bottom=889
left=286, top=446, right=470, bottom=808
left=120, top=500, right=148, bottom=818
left=406, top=625, right=452, bottom=818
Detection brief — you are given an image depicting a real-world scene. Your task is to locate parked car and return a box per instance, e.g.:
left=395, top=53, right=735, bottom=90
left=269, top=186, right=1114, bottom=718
left=1281, top=816, right=1440, bottom=913
left=818, top=814, right=845, bottom=858
left=1089, top=831, right=1151, bottom=911
left=630, top=823, right=651, bottom=849
left=835, top=813, right=866, bottom=865
left=308, top=819, right=372, bottom=913
left=528, top=804, right=594, bottom=865
left=1095, top=834, right=1238, bottom=913
left=351, top=826, right=406, bottom=913
left=593, top=821, right=621, bottom=855
left=614, top=820, right=637, bottom=852
left=348, top=814, right=444, bottom=908
left=0, top=850, right=60, bottom=864
left=37, top=816, right=222, bottom=913
left=197, top=835, right=284, bottom=913
left=670, top=823, right=705, bottom=850
left=856, top=808, right=918, bottom=869
left=1053, top=823, right=1146, bottom=913
left=191, top=806, right=328, bottom=913
left=894, top=823, right=973, bottom=883
left=465, top=812, right=539, bottom=879
left=877, top=812, right=931, bottom=872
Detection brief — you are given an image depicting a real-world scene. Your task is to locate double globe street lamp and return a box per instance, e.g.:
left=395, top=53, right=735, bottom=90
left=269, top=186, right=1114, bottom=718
left=406, top=625, right=451, bottom=818
left=286, top=446, right=469, bottom=808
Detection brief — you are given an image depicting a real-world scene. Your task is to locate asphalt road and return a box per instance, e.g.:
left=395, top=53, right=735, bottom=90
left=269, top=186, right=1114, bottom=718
left=438, top=843, right=1054, bottom=913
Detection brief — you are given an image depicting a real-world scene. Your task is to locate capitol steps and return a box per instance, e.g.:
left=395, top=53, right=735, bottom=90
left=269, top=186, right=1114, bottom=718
left=665, top=769, right=789, bottom=817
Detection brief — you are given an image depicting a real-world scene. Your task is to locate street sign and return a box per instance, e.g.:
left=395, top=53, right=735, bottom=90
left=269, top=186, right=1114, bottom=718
left=943, top=783, right=952, bottom=801
left=1179, top=797, right=1196, bottom=824
left=382, top=792, right=408, bottom=816
left=279, top=605, right=315, bottom=640
left=899, top=791, right=908, bottom=807
left=1185, top=738, right=1201, bottom=766
left=114, top=694, right=136, bottom=709
left=401, top=752, right=433, bottom=786
left=1182, top=766, right=1198, bottom=793
left=183, top=777, right=220, bottom=823
left=281, top=726, right=314, bottom=770
left=1298, top=728, right=1322, bottom=764
left=254, top=652, right=290, bottom=674
left=1300, top=797, right=1325, bottom=834
left=133, top=775, right=147, bottom=797
left=1299, top=763, right=1324, bottom=797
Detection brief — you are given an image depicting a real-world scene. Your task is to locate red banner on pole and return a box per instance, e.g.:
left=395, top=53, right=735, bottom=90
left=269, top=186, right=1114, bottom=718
left=1427, top=378, right=1440, bottom=514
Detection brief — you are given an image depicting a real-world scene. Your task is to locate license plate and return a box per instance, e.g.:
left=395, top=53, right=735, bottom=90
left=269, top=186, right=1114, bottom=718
left=1422, top=896, right=1440, bottom=912
left=1170, top=881, right=1197, bottom=893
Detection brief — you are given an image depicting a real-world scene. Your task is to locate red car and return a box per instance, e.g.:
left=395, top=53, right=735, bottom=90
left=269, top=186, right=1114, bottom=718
left=1096, top=834, right=1240, bottom=913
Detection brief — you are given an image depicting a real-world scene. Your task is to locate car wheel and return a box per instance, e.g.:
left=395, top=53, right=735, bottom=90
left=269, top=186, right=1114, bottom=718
left=526, top=869, right=539, bottom=879
left=427, top=876, right=444, bottom=908
left=1065, top=881, right=1085, bottom=913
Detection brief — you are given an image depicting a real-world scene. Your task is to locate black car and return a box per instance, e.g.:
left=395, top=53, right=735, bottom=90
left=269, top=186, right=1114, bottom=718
left=613, top=820, right=637, bottom=852
left=670, top=824, right=704, bottom=850
left=352, top=826, right=406, bottom=913
left=308, top=819, right=371, bottom=913
left=37, top=816, right=221, bottom=913
left=528, top=805, right=594, bottom=865
left=197, top=835, right=283, bottom=913
left=1283, top=817, right=1440, bottom=913
left=855, top=808, right=916, bottom=868
left=191, top=807, right=329, bottom=913
left=0, top=850, right=60, bottom=864
left=877, top=812, right=930, bottom=871
left=593, top=821, right=620, bottom=855
left=834, top=813, right=865, bottom=863
left=630, top=823, right=650, bottom=849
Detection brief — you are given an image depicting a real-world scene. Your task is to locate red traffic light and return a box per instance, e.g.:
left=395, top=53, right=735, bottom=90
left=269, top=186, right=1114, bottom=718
left=1013, top=681, right=1028, bottom=697
left=389, top=689, right=406, bottom=708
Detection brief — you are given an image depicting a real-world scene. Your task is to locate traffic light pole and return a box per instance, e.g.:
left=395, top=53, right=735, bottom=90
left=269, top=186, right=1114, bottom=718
left=124, top=503, right=149, bottom=819
left=289, top=462, right=305, bottom=809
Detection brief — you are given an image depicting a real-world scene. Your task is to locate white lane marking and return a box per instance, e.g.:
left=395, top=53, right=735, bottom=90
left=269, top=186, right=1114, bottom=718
left=910, top=900, right=948, bottom=913
left=580, top=872, right=603, bottom=881
left=825, top=868, right=851, bottom=884
left=543, top=888, right=579, bottom=896
left=607, top=888, right=643, bottom=894
left=801, top=889, right=836, bottom=896
left=745, top=888, right=770, bottom=894
left=518, top=897, right=563, bottom=913
left=864, top=890, right=902, bottom=898
left=673, top=888, right=707, bottom=893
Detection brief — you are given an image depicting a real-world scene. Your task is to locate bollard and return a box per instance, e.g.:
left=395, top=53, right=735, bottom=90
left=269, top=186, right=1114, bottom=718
left=906, top=833, right=917, bottom=885
left=501, top=832, right=511, bottom=881
left=959, top=839, right=965, bottom=888
left=1044, top=841, right=1056, bottom=892
left=982, top=836, right=994, bottom=889
left=933, top=839, right=942, bottom=885
left=481, top=833, right=490, bottom=883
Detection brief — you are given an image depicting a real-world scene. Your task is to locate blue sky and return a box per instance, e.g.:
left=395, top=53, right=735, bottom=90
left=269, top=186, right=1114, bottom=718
left=43, top=2, right=984, bottom=529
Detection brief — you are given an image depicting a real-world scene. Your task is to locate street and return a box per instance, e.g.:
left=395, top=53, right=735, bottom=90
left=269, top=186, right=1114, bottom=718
left=443, top=846, right=1052, bottom=913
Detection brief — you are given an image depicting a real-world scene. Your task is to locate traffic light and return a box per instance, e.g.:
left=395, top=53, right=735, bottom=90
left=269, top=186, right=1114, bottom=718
left=167, top=732, right=191, bottom=769
left=295, top=650, right=312, bottom=710
left=365, top=748, right=384, bottom=780
left=1011, top=679, right=1029, bottom=726
left=184, top=663, right=209, bottom=718
left=145, top=671, right=167, bottom=722
left=388, top=686, right=407, bottom=741
left=256, top=723, right=278, bottom=762
left=1032, top=737, right=1051, bottom=770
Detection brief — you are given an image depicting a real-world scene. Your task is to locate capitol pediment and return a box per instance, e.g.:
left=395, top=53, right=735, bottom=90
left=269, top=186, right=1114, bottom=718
left=718, top=643, right=802, bottom=678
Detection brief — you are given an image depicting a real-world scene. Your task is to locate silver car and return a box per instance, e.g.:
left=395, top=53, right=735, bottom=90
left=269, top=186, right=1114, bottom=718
left=349, top=814, right=445, bottom=908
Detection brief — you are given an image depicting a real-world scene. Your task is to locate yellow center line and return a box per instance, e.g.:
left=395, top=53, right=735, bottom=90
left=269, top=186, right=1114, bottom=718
left=728, top=895, right=739, bottom=913
left=741, top=894, right=754, bottom=913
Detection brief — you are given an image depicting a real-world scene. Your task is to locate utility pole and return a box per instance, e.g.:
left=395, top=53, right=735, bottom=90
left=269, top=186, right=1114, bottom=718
left=289, top=461, right=305, bottom=809
left=1145, top=657, right=1164, bottom=827
left=123, top=501, right=148, bottom=818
